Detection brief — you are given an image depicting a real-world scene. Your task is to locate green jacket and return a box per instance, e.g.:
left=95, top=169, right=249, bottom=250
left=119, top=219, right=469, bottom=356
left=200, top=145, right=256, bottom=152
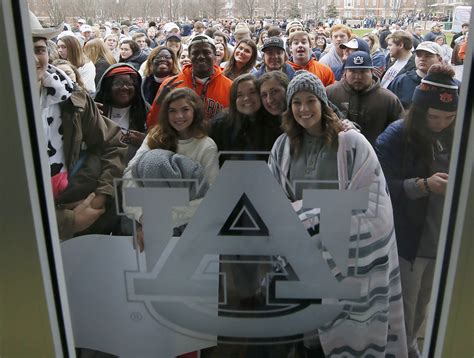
left=55, top=89, right=127, bottom=239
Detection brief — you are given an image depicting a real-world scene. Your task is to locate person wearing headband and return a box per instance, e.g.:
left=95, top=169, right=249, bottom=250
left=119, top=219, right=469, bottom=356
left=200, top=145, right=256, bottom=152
left=375, top=64, right=459, bottom=358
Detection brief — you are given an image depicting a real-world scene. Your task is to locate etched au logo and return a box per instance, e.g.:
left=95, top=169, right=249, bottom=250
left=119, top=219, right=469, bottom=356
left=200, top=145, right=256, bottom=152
left=124, top=161, right=368, bottom=343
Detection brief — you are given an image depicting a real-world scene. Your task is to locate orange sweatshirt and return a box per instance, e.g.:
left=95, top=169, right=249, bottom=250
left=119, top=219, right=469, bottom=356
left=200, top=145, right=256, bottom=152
left=288, top=59, right=335, bottom=87
left=146, top=65, right=233, bottom=129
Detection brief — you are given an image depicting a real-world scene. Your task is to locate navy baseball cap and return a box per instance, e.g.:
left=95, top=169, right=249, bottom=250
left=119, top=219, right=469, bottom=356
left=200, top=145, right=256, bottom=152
left=345, top=51, right=374, bottom=69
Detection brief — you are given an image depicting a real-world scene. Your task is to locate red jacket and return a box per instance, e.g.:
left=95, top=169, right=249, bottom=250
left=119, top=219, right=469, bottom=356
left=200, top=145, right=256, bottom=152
left=288, top=59, right=335, bottom=87
left=146, top=65, right=233, bottom=128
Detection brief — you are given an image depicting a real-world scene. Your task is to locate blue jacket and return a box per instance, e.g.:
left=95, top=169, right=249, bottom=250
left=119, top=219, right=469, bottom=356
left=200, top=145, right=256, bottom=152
left=388, top=69, right=421, bottom=109
left=252, top=63, right=295, bottom=80
left=375, top=120, right=430, bottom=262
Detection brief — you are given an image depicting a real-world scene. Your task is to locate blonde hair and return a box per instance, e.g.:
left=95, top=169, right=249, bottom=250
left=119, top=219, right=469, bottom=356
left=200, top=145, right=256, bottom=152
left=83, top=38, right=116, bottom=66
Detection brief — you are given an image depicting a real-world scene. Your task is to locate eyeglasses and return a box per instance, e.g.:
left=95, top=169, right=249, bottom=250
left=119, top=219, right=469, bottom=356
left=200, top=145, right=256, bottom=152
left=111, top=81, right=135, bottom=89
left=153, top=55, right=172, bottom=62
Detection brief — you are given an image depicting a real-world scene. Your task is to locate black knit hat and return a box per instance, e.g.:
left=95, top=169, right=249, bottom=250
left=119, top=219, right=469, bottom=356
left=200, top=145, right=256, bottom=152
left=412, top=65, right=459, bottom=112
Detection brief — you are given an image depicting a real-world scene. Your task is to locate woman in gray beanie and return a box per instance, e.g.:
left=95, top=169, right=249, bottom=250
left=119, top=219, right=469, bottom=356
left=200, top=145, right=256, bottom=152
left=268, top=71, right=407, bottom=357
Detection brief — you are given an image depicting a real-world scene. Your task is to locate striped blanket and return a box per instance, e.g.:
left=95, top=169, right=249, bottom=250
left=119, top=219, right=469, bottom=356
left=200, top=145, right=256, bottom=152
left=268, top=129, right=408, bottom=357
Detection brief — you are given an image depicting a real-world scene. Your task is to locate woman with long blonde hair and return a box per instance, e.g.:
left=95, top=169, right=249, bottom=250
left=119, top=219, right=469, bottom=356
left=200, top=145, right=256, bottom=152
left=83, top=38, right=116, bottom=86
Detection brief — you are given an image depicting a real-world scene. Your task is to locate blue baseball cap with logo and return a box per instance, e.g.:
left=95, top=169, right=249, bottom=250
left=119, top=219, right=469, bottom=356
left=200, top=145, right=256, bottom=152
left=345, top=51, right=374, bottom=69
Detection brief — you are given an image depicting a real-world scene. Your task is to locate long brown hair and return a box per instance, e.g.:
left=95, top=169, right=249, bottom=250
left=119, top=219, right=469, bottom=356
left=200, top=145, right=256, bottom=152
left=223, top=39, right=257, bottom=80
left=143, top=46, right=180, bottom=77
left=83, top=38, right=116, bottom=66
left=282, top=97, right=342, bottom=157
left=147, top=88, right=208, bottom=152
left=58, top=35, right=89, bottom=68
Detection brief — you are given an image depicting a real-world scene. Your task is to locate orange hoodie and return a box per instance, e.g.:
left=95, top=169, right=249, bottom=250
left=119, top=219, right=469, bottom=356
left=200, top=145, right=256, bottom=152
left=146, top=65, right=233, bottom=128
left=288, top=59, right=335, bottom=87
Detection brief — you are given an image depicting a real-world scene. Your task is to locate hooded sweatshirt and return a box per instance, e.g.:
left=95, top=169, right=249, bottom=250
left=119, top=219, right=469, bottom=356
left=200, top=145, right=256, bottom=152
left=326, top=78, right=404, bottom=144
left=95, top=63, right=149, bottom=161
left=146, top=64, right=233, bottom=128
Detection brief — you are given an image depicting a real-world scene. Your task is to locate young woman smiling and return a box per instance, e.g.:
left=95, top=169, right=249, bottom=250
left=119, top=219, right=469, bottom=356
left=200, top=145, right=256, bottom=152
left=141, top=46, right=180, bottom=105
left=268, top=70, right=406, bottom=357
left=210, top=74, right=281, bottom=152
left=222, top=39, right=258, bottom=80
left=122, top=88, right=219, bottom=251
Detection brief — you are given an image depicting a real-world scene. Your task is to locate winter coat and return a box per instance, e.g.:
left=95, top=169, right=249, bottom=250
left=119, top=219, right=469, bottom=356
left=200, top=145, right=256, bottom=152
left=375, top=119, right=452, bottom=262
left=326, top=78, right=403, bottom=144
left=95, top=63, right=149, bottom=162
left=55, top=85, right=126, bottom=239
left=387, top=69, right=421, bottom=109
left=119, top=50, right=149, bottom=70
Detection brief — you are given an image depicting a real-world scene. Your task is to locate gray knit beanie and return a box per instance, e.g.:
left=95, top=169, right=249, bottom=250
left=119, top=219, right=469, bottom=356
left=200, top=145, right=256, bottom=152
left=286, top=70, right=329, bottom=109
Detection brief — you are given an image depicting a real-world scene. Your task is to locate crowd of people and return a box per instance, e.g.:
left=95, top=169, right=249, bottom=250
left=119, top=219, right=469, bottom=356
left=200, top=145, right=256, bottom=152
left=31, top=9, right=467, bottom=358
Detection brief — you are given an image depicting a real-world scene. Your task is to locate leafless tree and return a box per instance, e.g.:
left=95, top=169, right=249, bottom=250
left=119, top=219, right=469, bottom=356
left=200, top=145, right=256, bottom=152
left=205, top=0, right=226, bottom=19
left=269, top=0, right=280, bottom=21
left=45, top=0, right=65, bottom=24
left=236, top=0, right=257, bottom=20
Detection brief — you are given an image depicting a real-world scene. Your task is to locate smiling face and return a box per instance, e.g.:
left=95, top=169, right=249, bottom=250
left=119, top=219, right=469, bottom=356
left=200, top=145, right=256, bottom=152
left=215, top=43, right=225, bottom=63
left=120, top=43, right=133, bottom=59
left=290, top=33, right=311, bottom=65
left=235, top=80, right=261, bottom=115
left=57, top=40, right=68, bottom=59
left=180, top=48, right=192, bottom=67
left=263, top=47, right=286, bottom=71
left=426, top=108, right=456, bottom=132
left=260, top=78, right=286, bottom=116
left=110, top=74, right=136, bottom=107
left=234, top=42, right=253, bottom=66
left=34, top=38, right=49, bottom=82
left=168, top=97, right=194, bottom=138
left=291, top=91, right=322, bottom=136
left=189, top=42, right=215, bottom=78
left=153, top=49, right=173, bottom=77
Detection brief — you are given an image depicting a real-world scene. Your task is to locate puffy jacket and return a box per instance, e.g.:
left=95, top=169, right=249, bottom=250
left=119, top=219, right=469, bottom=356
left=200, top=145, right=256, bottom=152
left=326, top=78, right=403, bottom=144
